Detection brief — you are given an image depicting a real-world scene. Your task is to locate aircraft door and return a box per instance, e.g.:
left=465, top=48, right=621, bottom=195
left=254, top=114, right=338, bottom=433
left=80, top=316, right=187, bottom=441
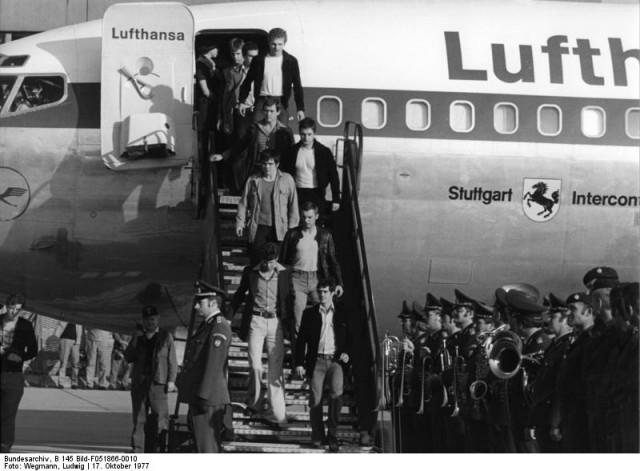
left=101, top=3, right=195, bottom=170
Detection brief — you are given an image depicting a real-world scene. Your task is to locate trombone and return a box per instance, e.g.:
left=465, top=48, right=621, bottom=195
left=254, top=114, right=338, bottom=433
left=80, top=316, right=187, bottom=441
left=395, top=338, right=414, bottom=408
left=416, top=346, right=435, bottom=415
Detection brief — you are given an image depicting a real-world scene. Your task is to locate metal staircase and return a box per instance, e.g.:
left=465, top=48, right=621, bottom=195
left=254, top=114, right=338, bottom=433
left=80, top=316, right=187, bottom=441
left=215, top=192, right=374, bottom=453
left=172, top=121, right=381, bottom=453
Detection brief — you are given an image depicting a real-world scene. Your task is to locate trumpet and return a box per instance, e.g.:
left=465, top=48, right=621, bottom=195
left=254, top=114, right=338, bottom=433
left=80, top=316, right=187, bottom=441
left=416, top=347, right=432, bottom=415
left=375, top=332, right=402, bottom=411
left=450, top=346, right=466, bottom=417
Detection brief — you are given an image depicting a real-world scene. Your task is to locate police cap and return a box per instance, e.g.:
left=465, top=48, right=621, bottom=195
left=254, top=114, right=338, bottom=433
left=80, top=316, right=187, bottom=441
left=583, top=266, right=618, bottom=287
left=142, top=305, right=159, bottom=318
left=591, top=277, right=619, bottom=291
left=425, top=293, right=442, bottom=312
left=506, top=290, right=547, bottom=318
left=454, top=289, right=476, bottom=309
left=412, top=301, right=428, bottom=322
left=547, top=292, right=568, bottom=312
left=566, top=292, right=593, bottom=307
left=195, top=280, right=227, bottom=299
left=495, top=283, right=540, bottom=306
left=398, top=300, right=412, bottom=319
left=440, top=297, right=455, bottom=315
left=474, top=301, right=495, bottom=320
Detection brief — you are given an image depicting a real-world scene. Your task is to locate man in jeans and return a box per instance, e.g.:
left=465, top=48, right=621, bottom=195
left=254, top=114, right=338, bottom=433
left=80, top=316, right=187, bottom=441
left=51, top=321, right=82, bottom=389
left=295, top=278, right=350, bottom=452
left=279, top=201, right=343, bottom=361
left=230, top=243, right=291, bottom=425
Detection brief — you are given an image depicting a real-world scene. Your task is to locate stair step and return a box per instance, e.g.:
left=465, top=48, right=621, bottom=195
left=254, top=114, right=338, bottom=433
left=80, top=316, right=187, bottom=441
left=231, top=411, right=358, bottom=425
left=232, top=423, right=359, bottom=439
left=223, top=441, right=325, bottom=453
left=220, top=195, right=241, bottom=206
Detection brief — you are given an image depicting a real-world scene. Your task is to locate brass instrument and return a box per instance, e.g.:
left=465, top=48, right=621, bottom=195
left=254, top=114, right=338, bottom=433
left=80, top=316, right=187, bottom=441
left=521, top=350, right=544, bottom=405
left=416, top=346, right=432, bottom=415
left=439, top=338, right=452, bottom=407
left=469, top=379, right=488, bottom=401
left=375, top=332, right=402, bottom=410
left=395, top=342, right=413, bottom=408
left=486, top=328, right=523, bottom=380
left=450, top=346, right=465, bottom=417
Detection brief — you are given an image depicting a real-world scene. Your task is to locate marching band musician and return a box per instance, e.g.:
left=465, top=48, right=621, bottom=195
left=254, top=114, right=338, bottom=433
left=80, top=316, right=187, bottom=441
left=422, top=294, right=449, bottom=453
left=556, top=292, right=596, bottom=452
left=505, top=289, right=550, bottom=453
left=528, top=292, right=574, bottom=453
left=583, top=277, right=620, bottom=453
left=452, top=290, right=493, bottom=453
left=394, top=301, right=418, bottom=452
left=439, top=296, right=465, bottom=453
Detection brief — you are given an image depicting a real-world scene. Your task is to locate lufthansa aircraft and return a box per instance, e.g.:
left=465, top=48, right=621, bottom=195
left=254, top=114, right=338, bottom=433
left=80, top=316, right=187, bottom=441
left=0, top=0, right=638, bottom=336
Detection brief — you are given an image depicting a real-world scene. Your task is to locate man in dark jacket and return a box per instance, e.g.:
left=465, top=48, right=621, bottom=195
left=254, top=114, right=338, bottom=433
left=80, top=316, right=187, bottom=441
left=124, top=306, right=177, bottom=453
left=279, top=201, right=343, bottom=348
left=295, top=278, right=349, bottom=452
left=178, top=288, right=231, bottom=453
left=0, top=293, right=38, bottom=452
left=281, top=118, right=341, bottom=220
left=238, top=27, right=304, bottom=124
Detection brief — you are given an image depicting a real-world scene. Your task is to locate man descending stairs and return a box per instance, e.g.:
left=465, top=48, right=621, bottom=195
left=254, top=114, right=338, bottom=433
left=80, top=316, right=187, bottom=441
left=217, top=192, right=375, bottom=453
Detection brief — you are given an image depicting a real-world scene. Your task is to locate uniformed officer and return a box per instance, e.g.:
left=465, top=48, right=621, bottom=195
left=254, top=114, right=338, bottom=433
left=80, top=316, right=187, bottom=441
left=504, top=288, right=549, bottom=453
left=556, top=292, right=596, bottom=452
left=528, top=292, right=574, bottom=453
left=398, top=300, right=416, bottom=339
left=406, top=298, right=442, bottom=452
left=439, top=296, right=465, bottom=452
left=582, top=266, right=618, bottom=293
left=178, top=287, right=232, bottom=453
left=583, top=277, right=620, bottom=453
left=422, top=294, right=448, bottom=452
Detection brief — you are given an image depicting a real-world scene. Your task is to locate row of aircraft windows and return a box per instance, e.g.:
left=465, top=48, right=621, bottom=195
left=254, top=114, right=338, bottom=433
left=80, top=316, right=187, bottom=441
left=2, top=75, right=639, bottom=141
left=317, top=96, right=640, bottom=140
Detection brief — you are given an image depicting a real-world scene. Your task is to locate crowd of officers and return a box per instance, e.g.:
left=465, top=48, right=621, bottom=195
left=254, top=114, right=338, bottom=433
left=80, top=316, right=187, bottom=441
left=391, top=266, right=639, bottom=453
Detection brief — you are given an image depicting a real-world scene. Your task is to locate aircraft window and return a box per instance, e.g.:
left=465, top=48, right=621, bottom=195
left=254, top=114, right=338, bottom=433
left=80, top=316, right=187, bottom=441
left=317, top=96, right=342, bottom=128
left=626, top=108, right=640, bottom=139
left=8, top=75, right=65, bottom=113
left=406, top=99, right=431, bottom=131
left=450, top=101, right=474, bottom=133
left=0, top=75, right=16, bottom=110
left=494, top=102, right=518, bottom=134
left=581, top=107, right=605, bottom=138
left=0, top=55, right=29, bottom=67
left=538, top=105, right=562, bottom=137
left=361, top=98, right=386, bottom=129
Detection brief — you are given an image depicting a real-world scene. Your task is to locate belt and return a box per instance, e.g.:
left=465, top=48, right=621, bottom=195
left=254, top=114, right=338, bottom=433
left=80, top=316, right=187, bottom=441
left=317, top=353, right=334, bottom=361
left=292, top=269, right=317, bottom=274
left=259, top=94, right=282, bottom=99
left=253, top=310, right=277, bottom=319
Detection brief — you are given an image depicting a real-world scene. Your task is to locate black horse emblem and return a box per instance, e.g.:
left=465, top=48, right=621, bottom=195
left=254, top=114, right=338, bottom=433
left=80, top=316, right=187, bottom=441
left=524, top=182, right=559, bottom=219
left=0, top=187, right=27, bottom=207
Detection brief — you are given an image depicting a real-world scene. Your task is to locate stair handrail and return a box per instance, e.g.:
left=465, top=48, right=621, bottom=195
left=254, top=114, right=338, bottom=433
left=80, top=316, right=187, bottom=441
left=342, top=121, right=381, bottom=404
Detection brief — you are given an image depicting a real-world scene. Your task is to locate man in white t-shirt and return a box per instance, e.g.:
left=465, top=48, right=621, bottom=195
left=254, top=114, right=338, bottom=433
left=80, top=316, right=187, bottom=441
left=239, top=28, right=305, bottom=125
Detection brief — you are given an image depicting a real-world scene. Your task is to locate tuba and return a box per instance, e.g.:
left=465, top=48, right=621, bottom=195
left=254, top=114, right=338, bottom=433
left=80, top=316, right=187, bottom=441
left=375, top=332, right=402, bottom=410
left=485, top=327, right=524, bottom=380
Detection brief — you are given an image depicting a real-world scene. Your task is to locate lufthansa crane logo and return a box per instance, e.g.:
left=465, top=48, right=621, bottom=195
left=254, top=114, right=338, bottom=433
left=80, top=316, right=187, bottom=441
left=0, top=167, right=31, bottom=221
left=522, top=179, right=561, bottom=222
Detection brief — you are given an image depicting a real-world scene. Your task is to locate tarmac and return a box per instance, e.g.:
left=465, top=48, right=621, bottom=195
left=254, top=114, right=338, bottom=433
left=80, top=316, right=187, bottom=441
left=12, top=386, right=183, bottom=453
